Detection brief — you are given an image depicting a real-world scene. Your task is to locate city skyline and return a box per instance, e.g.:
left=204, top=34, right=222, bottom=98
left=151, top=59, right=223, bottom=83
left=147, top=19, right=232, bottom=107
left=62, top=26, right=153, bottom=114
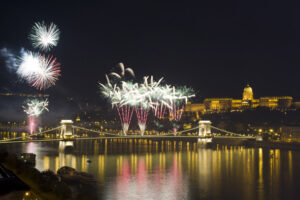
left=0, top=1, right=300, bottom=100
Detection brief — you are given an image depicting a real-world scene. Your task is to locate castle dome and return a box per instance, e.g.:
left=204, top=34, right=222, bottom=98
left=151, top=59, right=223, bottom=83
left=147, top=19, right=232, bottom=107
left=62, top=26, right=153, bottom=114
left=243, top=84, right=253, bottom=101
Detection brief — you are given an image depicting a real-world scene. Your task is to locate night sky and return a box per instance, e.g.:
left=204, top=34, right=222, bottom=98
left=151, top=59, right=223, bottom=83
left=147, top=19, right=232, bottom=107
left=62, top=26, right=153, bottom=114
left=1, top=1, right=300, bottom=101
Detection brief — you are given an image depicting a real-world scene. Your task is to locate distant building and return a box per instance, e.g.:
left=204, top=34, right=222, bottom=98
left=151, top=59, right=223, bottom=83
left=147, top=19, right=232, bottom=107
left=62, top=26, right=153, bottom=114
left=185, top=102, right=205, bottom=113
left=0, top=93, right=49, bottom=98
left=280, top=126, right=300, bottom=142
left=242, top=84, right=253, bottom=101
left=185, top=84, right=297, bottom=114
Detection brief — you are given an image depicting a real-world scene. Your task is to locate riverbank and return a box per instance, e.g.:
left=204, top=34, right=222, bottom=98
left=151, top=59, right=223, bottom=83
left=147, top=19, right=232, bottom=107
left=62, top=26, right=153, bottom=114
left=0, top=148, right=71, bottom=200
left=0, top=163, right=29, bottom=197
left=0, top=146, right=100, bottom=200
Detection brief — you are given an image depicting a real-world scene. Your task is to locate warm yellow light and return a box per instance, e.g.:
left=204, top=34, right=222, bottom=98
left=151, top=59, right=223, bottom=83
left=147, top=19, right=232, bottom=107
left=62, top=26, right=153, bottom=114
left=258, top=129, right=262, bottom=133
left=269, top=129, right=273, bottom=132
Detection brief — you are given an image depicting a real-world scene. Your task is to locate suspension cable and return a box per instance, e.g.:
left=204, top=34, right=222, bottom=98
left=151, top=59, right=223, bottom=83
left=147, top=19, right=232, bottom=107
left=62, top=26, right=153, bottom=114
left=0, top=126, right=62, bottom=142
left=210, top=125, right=243, bottom=136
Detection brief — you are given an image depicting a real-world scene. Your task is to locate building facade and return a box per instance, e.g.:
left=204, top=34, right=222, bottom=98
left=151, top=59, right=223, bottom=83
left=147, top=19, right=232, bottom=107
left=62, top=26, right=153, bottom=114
left=185, top=84, right=298, bottom=114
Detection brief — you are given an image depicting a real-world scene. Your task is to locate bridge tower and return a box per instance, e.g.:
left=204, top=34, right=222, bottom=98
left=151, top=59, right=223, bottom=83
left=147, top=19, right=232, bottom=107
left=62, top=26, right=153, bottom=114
left=198, top=120, right=212, bottom=137
left=60, top=120, right=74, bottom=139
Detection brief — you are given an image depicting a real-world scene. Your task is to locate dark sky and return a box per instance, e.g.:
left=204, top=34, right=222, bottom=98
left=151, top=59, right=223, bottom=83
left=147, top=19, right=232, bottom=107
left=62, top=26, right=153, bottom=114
left=1, top=0, right=300, bottom=101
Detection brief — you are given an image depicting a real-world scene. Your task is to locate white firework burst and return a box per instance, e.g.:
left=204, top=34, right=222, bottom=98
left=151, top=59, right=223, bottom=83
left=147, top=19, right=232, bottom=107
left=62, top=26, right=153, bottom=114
left=18, top=51, right=61, bottom=90
left=28, top=55, right=61, bottom=90
left=17, top=51, right=42, bottom=78
left=29, top=22, right=60, bottom=51
left=23, top=99, right=49, bottom=117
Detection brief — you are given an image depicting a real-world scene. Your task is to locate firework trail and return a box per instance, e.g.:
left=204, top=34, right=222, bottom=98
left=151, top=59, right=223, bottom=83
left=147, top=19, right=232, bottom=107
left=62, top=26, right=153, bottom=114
left=142, top=76, right=169, bottom=119
left=17, top=51, right=61, bottom=90
left=167, top=86, right=195, bottom=133
left=125, top=80, right=152, bottom=136
left=23, top=99, right=49, bottom=134
left=168, top=103, right=185, bottom=133
left=29, top=22, right=60, bottom=51
left=117, top=82, right=140, bottom=135
left=152, top=103, right=167, bottom=119
left=99, top=80, right=136, bottom=135
left=135, top=105, right=149, bottom=136
left=99, top=64, right=137, bottom=135
left=28, top=116, right=38, bottom=134
left=110, top=62, right=135, bottom=79
left=116, top=105, right=134, bottom=135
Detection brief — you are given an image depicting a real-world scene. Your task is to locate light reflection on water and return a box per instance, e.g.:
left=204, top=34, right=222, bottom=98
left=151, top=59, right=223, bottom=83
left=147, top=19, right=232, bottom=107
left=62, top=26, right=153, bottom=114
left=4, top=140, right=300, bottom=200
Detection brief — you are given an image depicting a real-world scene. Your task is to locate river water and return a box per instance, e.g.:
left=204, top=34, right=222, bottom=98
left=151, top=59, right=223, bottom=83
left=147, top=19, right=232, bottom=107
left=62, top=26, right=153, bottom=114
left=3, top=140, right=300, bottom=200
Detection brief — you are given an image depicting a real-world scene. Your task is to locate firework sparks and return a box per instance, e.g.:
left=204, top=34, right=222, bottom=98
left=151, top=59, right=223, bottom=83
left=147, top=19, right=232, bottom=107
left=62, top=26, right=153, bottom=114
left=18, top=51, right=61, bottom=90
left=116, top=105, right=134, bottom=135
left=28, top=55, right=61, bottom=90
left=99, top=70, right=195, bottom=135
left=17, top=51, right=42, bottom=78
left=167, top=86, right=195, bottom=133
left=141, top=76, right=168, bottom=119
left=23, top=99, right=49, bottom=117
left=28, top=116, right=38, bottom=134
left=100, top=65, right=136, bottom=135
left=23, top=99, right=49, bottom=134
left=29, top=22, right=60, bottom=51
left=99, top=80, right=136, bottom=135
left=110, top=62, right=135, bottom=79
left=135, top=105, right=149, bottom=135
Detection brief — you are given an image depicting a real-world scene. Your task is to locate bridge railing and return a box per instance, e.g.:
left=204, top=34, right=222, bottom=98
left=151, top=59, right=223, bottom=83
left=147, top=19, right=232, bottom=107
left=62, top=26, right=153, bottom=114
left=0, top=123, right=254, bottom=143
left=72, top=125, right=119, bottom=136
left=0, top=126, right=62, bottom=143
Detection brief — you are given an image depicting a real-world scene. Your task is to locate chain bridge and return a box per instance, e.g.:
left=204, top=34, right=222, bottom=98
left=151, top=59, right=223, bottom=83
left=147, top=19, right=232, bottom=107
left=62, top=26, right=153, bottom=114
left=0, top=119, right=256, bottom=144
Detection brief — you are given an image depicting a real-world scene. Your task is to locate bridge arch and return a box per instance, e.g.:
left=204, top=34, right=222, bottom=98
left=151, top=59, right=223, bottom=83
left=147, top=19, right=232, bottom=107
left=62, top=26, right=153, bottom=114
left=198, top=120, right=212, bottom=137
left=60, top=120, right=74, bottom=139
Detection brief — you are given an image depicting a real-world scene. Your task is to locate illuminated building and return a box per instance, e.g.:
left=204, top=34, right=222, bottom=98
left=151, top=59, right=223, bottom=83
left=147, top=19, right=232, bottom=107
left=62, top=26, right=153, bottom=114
left=185, top=102, right=205, bottom=113
left=204, top=98, right=232, bottom=111
left=242, top=84, right=253, bottom=101
left=280, top=126, right=300, bottom=142
left=185, top=84, right=296, bottom=114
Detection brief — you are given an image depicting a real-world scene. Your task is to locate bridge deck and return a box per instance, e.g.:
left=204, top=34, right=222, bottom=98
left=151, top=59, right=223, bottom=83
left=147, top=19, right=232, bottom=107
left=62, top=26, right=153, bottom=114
left=0, top=135, right=255, bottom=144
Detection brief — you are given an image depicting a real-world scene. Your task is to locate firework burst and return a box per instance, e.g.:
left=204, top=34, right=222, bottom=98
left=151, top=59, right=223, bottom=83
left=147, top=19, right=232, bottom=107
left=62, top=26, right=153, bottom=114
left=99, top=82, right=136, bottom=135
left=28, top=55, right=61, bottom=90
left=18, top=51, right=61, bottom=90
left=17, top=51, right=41, bottom=78
left=23, top=99, right=49, bottom=117
left=99, top=69, right=195, bottom=135
left=23, top=99, right=49, bottom=134
left=29, top=22, right=60, bottom=51
left=167, top=86, right=195, bottom=133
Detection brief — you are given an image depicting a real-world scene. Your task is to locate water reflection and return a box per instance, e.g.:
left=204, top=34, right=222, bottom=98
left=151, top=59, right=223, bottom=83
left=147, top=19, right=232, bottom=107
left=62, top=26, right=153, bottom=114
left=3, top=140, right=300, bottom=200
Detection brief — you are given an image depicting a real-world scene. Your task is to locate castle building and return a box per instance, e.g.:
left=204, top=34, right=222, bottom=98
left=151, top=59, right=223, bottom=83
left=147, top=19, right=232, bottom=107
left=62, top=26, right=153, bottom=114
left=185, top=84, right=297, bottom=114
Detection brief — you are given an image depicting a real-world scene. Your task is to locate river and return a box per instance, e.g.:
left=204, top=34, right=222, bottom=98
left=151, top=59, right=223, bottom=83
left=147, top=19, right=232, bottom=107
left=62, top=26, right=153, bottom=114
left=3, top=139, right=300, bottom=200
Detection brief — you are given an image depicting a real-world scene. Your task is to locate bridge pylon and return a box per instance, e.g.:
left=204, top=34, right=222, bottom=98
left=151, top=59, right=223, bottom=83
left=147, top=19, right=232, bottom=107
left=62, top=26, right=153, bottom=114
left=60, top=120, right=74, bottom=139
left=198, top=120, right=212, bottom=137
